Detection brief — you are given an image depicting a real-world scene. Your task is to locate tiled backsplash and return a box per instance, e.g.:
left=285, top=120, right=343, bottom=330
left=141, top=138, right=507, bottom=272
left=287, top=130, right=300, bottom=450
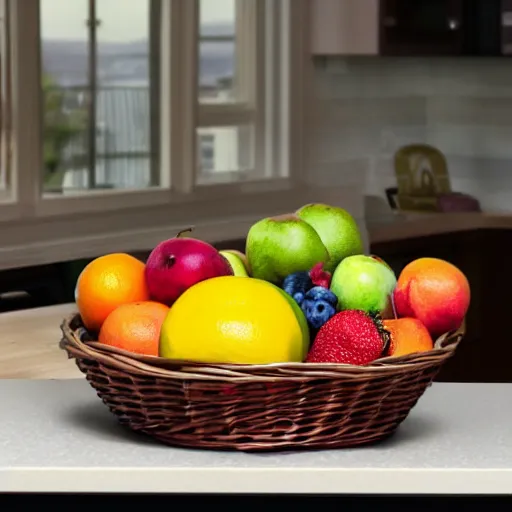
left=310, top=57, right=512, bottom=213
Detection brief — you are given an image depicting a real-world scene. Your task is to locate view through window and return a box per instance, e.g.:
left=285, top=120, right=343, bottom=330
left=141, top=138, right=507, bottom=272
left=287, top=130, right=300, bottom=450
left=197, top=0, right=256, bottom=182
left=198, top=0, right=236, bottom=178
left=40, top=0, right=244, bottom=195
left=40, top=0, right=158, bottom=195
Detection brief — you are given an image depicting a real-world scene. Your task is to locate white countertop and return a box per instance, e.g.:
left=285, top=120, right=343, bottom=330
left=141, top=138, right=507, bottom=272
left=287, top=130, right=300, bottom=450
left=1, top=380, right=511, bottom=495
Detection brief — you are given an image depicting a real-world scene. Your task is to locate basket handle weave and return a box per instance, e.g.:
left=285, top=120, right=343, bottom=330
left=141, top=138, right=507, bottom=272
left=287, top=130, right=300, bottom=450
left=60, top=316, right=244, bottom=380
left=60, top=313, right=463, bottom=382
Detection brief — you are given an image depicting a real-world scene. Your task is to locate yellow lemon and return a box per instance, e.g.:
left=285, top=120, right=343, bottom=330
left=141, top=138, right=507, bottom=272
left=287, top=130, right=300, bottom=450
left=159, top=276, right=309, bottom=364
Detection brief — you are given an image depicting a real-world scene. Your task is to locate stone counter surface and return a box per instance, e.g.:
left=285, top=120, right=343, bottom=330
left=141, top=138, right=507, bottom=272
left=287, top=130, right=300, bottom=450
left=1, top=380, right=511, bottom=495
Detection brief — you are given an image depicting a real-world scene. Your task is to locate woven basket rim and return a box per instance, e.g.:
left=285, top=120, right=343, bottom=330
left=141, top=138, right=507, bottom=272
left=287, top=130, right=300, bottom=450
left=59, top=313, right=463, bottom=382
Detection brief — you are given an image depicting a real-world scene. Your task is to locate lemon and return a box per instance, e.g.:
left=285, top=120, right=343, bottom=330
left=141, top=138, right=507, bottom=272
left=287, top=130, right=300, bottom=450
left=159, top=276, right=309, bottom=364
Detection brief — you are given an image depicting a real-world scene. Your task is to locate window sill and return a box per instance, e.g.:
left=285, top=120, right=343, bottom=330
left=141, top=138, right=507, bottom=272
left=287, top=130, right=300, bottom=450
left=0, top=197, right=20, bottom=222
left=0, top=183, right=363, bottom=271
left=22, top=177, right=292, bottom=218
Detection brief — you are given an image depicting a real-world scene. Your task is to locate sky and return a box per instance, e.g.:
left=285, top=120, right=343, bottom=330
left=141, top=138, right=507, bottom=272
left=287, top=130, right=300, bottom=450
left=40, top=0, right=234, bottom=41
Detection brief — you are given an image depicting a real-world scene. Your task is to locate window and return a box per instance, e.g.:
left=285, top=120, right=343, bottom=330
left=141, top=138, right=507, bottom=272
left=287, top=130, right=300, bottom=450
left=40, top=0, right=159, bottom=195
left=196, top=0, right=261, bottom=184
left=0, top=0, right=309, bottom=264
left=34, top=0, right=289, bottom=200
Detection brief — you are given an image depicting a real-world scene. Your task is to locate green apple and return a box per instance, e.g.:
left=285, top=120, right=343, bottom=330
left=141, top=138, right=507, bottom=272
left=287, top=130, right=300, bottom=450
left=330, top=254, right=397, bottom=314
left=296, top=203, right=364, bottom=273
left=246, top=213, right=329, bottom=284
left=219, top=250, right=250, bottom=277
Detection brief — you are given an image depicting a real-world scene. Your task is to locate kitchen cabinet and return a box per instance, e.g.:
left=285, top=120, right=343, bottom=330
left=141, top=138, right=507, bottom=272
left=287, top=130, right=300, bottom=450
left=372, top=229, right=512, bottom=384
left=309, top=0, right=462, bottom=57
left=310, top=0, right=379, bottom=56
left=379, top=0, right=465, bottom=56
left=311, top=0, right=508, bottom=58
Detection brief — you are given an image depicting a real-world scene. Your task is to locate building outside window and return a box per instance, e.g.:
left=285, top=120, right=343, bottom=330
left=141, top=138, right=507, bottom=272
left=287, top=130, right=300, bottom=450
left=199, top=133, right=215, bottom=173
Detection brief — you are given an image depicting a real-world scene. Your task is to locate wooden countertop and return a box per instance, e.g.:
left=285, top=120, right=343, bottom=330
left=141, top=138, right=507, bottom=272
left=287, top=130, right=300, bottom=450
left=367, top=211, right=512, bottom=244
left=0, top=303, right=82, bottom=379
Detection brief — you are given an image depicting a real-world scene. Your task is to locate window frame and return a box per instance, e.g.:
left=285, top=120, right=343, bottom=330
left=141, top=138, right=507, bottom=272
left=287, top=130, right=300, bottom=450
left=0, top=0, right=307, bottom=220
left=0, top=0, right=322, bottom=272
left=0, top=0, right=363, bottom=276
left=0, top=0, right=11, bottom=198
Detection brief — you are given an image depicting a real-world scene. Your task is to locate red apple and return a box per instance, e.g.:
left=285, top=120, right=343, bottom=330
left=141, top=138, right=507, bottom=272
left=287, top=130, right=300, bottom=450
left=145, top=233, right=233, bottom=306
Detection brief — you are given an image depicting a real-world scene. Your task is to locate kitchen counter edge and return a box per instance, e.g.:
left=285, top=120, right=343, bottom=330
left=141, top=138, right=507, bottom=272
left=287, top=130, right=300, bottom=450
left=367, top=212, right=512, bottom=244
left=2, top=467, right=512, bottom=495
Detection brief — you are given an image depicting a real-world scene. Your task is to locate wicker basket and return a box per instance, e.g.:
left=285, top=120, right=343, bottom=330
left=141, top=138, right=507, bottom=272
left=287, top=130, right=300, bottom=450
left=60, top=313, right=463, bottom=452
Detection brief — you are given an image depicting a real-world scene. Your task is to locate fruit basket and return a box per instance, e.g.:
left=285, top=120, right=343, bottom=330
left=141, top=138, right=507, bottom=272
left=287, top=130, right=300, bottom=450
left=60, top=313, right=463, bottom=452
left=60, top=204, right=470, bottom=452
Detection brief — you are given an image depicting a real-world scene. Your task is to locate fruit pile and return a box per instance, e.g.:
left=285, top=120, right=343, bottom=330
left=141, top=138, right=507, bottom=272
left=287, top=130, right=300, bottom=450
left=75, top=203, right=470, bottom=366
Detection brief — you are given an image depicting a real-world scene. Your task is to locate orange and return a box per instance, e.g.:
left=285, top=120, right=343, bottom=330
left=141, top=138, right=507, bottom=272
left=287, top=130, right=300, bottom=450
left=98, top=301, right=169, bottom=356
left=383, top=318, right=434, bottom=358
left=76, top=253, right=150, bottom=331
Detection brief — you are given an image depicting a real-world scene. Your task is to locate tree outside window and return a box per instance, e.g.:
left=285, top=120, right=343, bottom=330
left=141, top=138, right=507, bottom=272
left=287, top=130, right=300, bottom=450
left=42, top=72, right=86, bottom=191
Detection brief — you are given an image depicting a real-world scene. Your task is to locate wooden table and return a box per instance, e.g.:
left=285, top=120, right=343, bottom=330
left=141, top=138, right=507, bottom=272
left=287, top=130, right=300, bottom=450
left=0, top=303, right=82, bottom=379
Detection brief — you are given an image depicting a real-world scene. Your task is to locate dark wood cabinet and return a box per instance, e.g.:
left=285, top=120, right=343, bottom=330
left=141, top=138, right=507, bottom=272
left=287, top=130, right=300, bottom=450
left=372, top=229, right=512, bottom=384
left=379, top=0, right=506, bottom=57
left=379, top=0, right=464, bottom=55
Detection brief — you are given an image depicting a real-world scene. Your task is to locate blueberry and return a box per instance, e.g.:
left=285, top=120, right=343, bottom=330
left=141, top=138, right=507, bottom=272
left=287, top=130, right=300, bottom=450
left=301, top=298, right=336, bottom=330
left=282, top=271, right=313, bottom=302
left=293, top=291, right=306, bottom=306
left=304, top=286, right=338, bottom=306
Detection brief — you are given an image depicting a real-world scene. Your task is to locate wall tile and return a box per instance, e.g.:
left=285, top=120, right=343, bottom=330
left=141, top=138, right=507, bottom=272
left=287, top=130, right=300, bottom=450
left=426, top=125, right=512, bottom=160
left=427, top=97, right=512, bottom=126
left=309, top=57, right=512, bottom=212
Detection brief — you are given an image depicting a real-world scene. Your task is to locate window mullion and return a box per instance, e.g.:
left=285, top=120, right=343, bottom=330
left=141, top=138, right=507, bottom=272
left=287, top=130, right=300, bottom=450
left=199, top=35, right=234, bottom=43
left=282, top=0, right=308, bottom=184
left=149, top=0, right=162, bottom=188
left=86, top=0, right=97, bottom=190
left=197, top=104, right=254, bottom=128
left=253, top=0, right=267, bottom=179
left=166, top=0, right=198, bottom=195
left=10, top=0, right=42, bottom=215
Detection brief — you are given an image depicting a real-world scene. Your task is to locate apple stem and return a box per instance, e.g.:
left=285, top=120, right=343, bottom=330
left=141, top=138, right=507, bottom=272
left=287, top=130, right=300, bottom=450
left=390, top=293, right=398, bottom=320
left=176, top=227, right=194, bottom=238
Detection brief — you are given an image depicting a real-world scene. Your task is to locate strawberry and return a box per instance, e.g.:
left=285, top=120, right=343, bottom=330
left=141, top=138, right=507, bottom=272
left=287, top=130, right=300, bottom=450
left=309, top=262, right=332, bottom=288
left=306, top=310, right=389, bottom=365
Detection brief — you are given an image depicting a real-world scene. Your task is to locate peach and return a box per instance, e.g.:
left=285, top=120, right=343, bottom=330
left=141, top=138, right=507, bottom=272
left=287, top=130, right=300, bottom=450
left=383, top=318, right=434, bottom=357
left=394, top=257, right=470, bottom=338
